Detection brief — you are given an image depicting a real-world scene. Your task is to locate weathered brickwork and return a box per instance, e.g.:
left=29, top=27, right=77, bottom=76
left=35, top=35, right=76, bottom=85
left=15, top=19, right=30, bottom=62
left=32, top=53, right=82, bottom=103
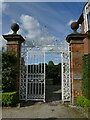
left=70, top=39, right=84, bottom=103
left=83, top=37, right=90, bottom=55
left=7, top=43, right=21, bottom=64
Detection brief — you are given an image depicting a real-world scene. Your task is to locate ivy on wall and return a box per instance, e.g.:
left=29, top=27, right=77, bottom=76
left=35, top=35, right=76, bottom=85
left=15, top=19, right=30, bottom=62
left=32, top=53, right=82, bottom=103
left=82, top=54, right=90, bottom=100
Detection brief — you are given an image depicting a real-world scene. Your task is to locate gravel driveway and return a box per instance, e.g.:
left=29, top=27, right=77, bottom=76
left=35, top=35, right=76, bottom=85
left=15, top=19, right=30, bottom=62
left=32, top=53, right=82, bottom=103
left=2, top=102, right=87, bottom=119
left=2, top=85, right=88, bottom=119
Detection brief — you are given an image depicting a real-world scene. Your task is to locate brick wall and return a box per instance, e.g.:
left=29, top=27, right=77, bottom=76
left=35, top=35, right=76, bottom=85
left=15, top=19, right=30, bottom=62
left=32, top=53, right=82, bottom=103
left=70, top=39, right=84, bottom=103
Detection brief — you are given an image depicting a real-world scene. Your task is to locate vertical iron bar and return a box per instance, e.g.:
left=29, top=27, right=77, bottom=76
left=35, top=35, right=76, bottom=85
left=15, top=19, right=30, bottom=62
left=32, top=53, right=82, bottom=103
left=41, top=82, right=42, bottom=95
left=61, top=53, right=64, bottom=102
left=38, top=54, right=39, bottom=88
left=19, top=45, right=22, bottom=100
left=44, top=52, right=46, bottom=102
left=26, top=48, right=28, bottom=101
left=41, top=54, right=42, bottom=74
left=68, top=43, right=71, bottom=103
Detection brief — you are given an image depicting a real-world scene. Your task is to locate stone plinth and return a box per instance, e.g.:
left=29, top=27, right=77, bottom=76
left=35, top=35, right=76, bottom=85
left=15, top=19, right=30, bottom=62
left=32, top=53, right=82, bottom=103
left=3, top=34, right=25, bottom=57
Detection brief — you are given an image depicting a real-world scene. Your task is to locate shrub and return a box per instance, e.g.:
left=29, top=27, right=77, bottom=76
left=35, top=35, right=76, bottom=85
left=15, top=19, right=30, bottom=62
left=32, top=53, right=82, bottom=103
left=2, top=51, right=18, bottom=92
left=76, top=96, right=90, bottom=109
left=0, top=92, right=2, bottom=106
left=2, top=92, right=19, bottom=106
left=82, top=55, right=90, bottom=99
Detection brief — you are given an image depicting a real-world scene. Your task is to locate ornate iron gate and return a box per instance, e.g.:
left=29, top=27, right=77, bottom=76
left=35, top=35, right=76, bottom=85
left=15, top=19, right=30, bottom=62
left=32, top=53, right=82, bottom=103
left=19, top=42, right=71, bottom=103
left=61, top=43, right=71, bottom=102
left=19, top=47, right=45, bottom=102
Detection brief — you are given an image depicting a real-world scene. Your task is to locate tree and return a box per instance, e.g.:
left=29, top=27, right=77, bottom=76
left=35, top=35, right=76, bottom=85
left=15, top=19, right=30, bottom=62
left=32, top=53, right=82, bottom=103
left=47, top=61, right=54, bottom=78
left=48, top=61, right=54, bottom=66
left=46, top=61, right=61, bottom=84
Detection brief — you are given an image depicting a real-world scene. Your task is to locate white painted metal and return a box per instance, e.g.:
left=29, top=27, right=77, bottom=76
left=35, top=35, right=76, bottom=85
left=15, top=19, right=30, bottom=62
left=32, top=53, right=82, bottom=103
left=20, top=41, right=71, bottom=103
left=26, top=51, right=28, bottom=101
left=20, top=47, right=45, bottom=102
left=44, top=52, right=45, bottom=102
left=83, top=2, right=90, bottom=32
left=19, top=45, right=27, bottom=100
left=61, top=43, right=71, bottom=102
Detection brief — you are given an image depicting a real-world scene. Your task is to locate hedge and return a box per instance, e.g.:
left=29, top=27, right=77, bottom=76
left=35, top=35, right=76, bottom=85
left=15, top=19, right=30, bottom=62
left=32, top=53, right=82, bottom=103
left=0, top=92, right=2, bottom=106
left=82, top=55, right=90, bottom=99
left=2, top=51, right=18, bottom=92
left=77, top=55, right=90, bottom=109
left=1, top=91, right=19, bottom=106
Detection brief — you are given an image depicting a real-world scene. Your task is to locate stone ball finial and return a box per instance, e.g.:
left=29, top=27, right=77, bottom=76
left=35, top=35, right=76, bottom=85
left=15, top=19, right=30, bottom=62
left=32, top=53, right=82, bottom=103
left=71, top=22, right=79, bottom=33
left=11, top=23, right=19, bottom=34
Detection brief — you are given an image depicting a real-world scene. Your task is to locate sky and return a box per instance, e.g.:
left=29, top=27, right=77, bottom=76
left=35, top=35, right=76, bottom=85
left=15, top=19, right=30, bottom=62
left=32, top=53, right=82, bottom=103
left=1, top=1, right=87, bottom=64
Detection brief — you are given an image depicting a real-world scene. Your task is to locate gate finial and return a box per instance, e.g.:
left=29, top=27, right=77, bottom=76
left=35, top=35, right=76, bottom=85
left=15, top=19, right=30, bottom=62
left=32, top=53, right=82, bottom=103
left=71, top=22, right=79, bottom=33
left=11, top=23, right=19, bottom=34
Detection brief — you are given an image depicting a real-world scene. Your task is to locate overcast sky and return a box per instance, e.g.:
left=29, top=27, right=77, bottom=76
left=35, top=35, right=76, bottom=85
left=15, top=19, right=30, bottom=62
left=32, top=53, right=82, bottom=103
left=1, top=1, right=87, bottom=64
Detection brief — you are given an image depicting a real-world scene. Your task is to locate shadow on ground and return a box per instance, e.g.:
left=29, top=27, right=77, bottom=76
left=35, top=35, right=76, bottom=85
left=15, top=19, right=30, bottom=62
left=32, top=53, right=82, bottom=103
left=20, top=85, right=61, bottom=107
left=45, top=85, right=61, bottom=103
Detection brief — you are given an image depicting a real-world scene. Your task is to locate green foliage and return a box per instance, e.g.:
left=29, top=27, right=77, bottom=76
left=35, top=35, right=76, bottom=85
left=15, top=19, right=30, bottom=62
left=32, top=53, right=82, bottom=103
left=47, top=61, right=57, bottom=78
left=2, top=51, right=18, bottom=92
left=47, top=61, right=54, bottom=78
left=76, top=96, right=90, bottom=109
left=0, top=92, right=2, bottom=105
left=2, top=92, right=19, bottom=106
left=48, top=61, right=54, bottom=66
left=82, top=55, right=90, bottom=99
left=46, top=61, right=61, bottom=84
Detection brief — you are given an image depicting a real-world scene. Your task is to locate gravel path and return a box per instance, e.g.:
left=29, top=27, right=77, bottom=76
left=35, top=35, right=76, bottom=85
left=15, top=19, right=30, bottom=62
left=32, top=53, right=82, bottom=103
left=2, top=101, right=86, bottom=119
left=2, top=85, right=88, bottom=119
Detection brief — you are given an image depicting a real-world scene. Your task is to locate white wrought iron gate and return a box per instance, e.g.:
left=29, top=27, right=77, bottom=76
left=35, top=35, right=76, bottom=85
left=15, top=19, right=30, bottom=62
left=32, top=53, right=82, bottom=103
left=42, top=43, right=71, bottom=102
left=61, top=43, right=71, bottom=102
left=19, top=42, right=71, bottom=103
left=20, top=47, right=45, bottom=102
